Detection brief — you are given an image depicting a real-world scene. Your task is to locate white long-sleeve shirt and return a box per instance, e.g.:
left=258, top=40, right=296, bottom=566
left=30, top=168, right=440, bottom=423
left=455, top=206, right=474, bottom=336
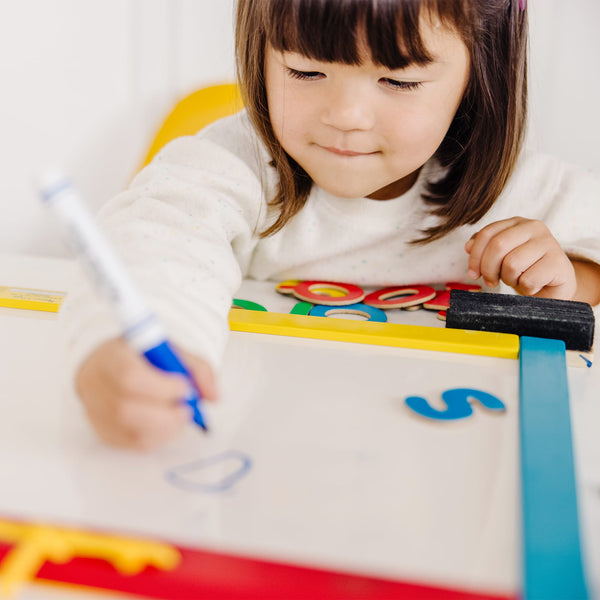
left=65, top=110, right=600, bottom=376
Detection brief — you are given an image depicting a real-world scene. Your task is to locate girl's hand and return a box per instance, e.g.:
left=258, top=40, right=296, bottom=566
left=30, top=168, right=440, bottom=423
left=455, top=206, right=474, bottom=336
left=465, top=217, right=577, bottom=300
left=75, top=338, right=218, bottom=450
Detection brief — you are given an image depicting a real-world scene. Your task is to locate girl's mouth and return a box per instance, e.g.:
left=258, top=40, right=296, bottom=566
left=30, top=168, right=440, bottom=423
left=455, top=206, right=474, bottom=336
left=321, top=146, right=377, bottom=157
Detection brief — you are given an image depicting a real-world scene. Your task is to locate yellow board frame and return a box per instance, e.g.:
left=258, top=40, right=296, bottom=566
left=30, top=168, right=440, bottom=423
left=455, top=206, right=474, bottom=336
left=0, top=286, right=66, bottom=313
left=228, top=308, right=519, bottom=359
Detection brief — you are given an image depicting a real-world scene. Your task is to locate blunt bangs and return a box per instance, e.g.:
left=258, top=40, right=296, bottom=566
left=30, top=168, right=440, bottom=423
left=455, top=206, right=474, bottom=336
left=263, top=0, right=473, bottom=69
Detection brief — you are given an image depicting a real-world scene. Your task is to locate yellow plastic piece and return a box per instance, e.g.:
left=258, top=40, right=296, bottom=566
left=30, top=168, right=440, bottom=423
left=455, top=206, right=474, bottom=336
left=139, top=83, right=243, bottom=170
left=275, top=280, right=347, bottom=299
left=305, top=286, right=346, bottom=298
left=228, top=308, right=520, bottom=359
left=276, top=280, right=301, bottom=291
left=0, top=519, right=180, bottom=598
left=0, top=286, right=66, bottom=313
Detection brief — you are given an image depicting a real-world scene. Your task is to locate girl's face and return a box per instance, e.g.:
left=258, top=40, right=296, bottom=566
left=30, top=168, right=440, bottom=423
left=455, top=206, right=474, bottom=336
left=264, top=19, right=470, bottom=200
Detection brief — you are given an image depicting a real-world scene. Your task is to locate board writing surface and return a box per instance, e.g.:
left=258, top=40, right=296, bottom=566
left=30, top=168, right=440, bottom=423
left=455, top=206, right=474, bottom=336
left=0, top=293, right=520, bottom=596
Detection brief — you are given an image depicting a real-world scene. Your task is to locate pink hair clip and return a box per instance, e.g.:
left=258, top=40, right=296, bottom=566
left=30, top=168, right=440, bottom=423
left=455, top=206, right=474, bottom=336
left=518, top=0, right=526, bottom=10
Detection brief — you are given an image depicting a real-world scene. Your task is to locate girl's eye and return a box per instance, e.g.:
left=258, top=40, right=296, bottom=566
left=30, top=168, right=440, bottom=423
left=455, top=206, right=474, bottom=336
left=286, top=67, right=324, bottom=81
left=381, top=78, right=423, bottom=91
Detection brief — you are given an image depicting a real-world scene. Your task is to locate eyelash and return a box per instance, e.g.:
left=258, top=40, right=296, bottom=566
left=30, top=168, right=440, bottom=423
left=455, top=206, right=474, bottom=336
left=381, top=78, right=423, bottom=91
left=286, top=67, right=323, bottom=80
left=285, top=68, right=423, bottom=91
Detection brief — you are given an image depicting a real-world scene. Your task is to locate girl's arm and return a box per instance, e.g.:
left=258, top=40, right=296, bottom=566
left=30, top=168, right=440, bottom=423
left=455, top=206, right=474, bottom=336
left=572, top=259, right=600, bottom=305
left=66, top=119, right=267, bottom=449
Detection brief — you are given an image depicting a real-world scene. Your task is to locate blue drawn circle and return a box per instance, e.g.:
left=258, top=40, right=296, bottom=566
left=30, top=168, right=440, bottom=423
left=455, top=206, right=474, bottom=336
left=166, top=450, right=252, bottom=493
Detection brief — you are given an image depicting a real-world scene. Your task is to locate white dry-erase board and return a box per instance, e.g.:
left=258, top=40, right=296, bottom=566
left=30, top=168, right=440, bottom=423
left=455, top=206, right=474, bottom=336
left=0, top=255, right=599, bottom=598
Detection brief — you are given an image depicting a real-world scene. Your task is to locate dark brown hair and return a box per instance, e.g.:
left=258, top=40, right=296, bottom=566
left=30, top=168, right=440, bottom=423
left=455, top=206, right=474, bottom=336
left=235, top=0, right=528, bottom=242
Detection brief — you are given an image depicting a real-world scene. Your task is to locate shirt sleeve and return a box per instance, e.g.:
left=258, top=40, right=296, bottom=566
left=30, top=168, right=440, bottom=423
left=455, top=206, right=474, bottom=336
left=64, top=130, right=268, bottom=393
left=482, top=151, right=600, bottom=266
left=543, top=162, right=600, bottom=266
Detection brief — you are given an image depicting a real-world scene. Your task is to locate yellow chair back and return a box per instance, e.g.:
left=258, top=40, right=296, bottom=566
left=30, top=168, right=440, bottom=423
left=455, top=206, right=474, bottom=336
left=139, top=83, right=243, bottom=170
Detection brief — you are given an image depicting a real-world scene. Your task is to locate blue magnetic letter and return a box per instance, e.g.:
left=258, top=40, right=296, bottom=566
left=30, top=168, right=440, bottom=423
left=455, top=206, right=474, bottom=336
left=405, top=388, right=505, bottom=421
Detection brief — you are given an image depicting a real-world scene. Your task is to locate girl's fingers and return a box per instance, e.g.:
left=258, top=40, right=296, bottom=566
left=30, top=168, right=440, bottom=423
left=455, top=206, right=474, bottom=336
left=187, top=359, right=219, bottom=402
left=498, top=237, right=549, bottom=289
left=466, top=218, right=523, bottom=281
left=467, top=218, right=556, bottom=288
left=119, top=401, right=189, bottom=449
left=515, top=252, right=576, bottom=299
left=98, top=401, right=189, bottom=450
left=79, top=368, right=189, bottom=450
left=474, top=220, right=535, bottom=286
left=77, top=338, right=216, bottom=450
left=97, top=338, right=192, bottom=406
left=176, top=346, right=219, bottom=402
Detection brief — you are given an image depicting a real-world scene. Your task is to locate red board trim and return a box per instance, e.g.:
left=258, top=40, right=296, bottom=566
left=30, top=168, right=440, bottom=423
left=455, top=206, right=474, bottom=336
left=1, top=542, right=515, bottom=600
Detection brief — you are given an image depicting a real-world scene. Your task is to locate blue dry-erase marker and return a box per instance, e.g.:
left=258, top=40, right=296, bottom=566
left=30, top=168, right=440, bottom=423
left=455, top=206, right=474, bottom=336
left=39, top=169, right=207, bottom=431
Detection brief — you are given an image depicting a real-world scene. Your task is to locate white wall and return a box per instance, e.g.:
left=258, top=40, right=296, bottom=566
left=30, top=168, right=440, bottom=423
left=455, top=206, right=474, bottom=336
left=0, top=0, right=598, bottom=257
left=527, top=0, right=600, bottom=170
left=0, top=0, right=235, bottom=256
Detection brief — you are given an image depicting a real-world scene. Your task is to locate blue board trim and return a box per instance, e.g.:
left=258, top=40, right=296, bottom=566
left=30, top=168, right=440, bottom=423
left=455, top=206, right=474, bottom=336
left=519, top=336, right=588, bottom=599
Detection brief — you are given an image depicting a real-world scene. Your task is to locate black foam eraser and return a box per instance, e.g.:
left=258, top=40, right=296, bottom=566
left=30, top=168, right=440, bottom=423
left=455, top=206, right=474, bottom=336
left=446, top=289, right=595, bottom=351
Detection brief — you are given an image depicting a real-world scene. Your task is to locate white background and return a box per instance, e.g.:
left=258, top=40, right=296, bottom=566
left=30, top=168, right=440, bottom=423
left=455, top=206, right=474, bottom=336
left=1, top=0, right=598, bottom=257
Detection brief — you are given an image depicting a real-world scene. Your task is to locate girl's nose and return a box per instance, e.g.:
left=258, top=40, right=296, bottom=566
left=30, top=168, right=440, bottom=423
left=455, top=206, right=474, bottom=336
left=320, top=84, right=375, bottom=131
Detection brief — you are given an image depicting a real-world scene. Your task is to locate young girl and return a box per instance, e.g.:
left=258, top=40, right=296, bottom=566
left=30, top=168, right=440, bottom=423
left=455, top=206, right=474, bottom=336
left=70, top=0, right=600, bottom=449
